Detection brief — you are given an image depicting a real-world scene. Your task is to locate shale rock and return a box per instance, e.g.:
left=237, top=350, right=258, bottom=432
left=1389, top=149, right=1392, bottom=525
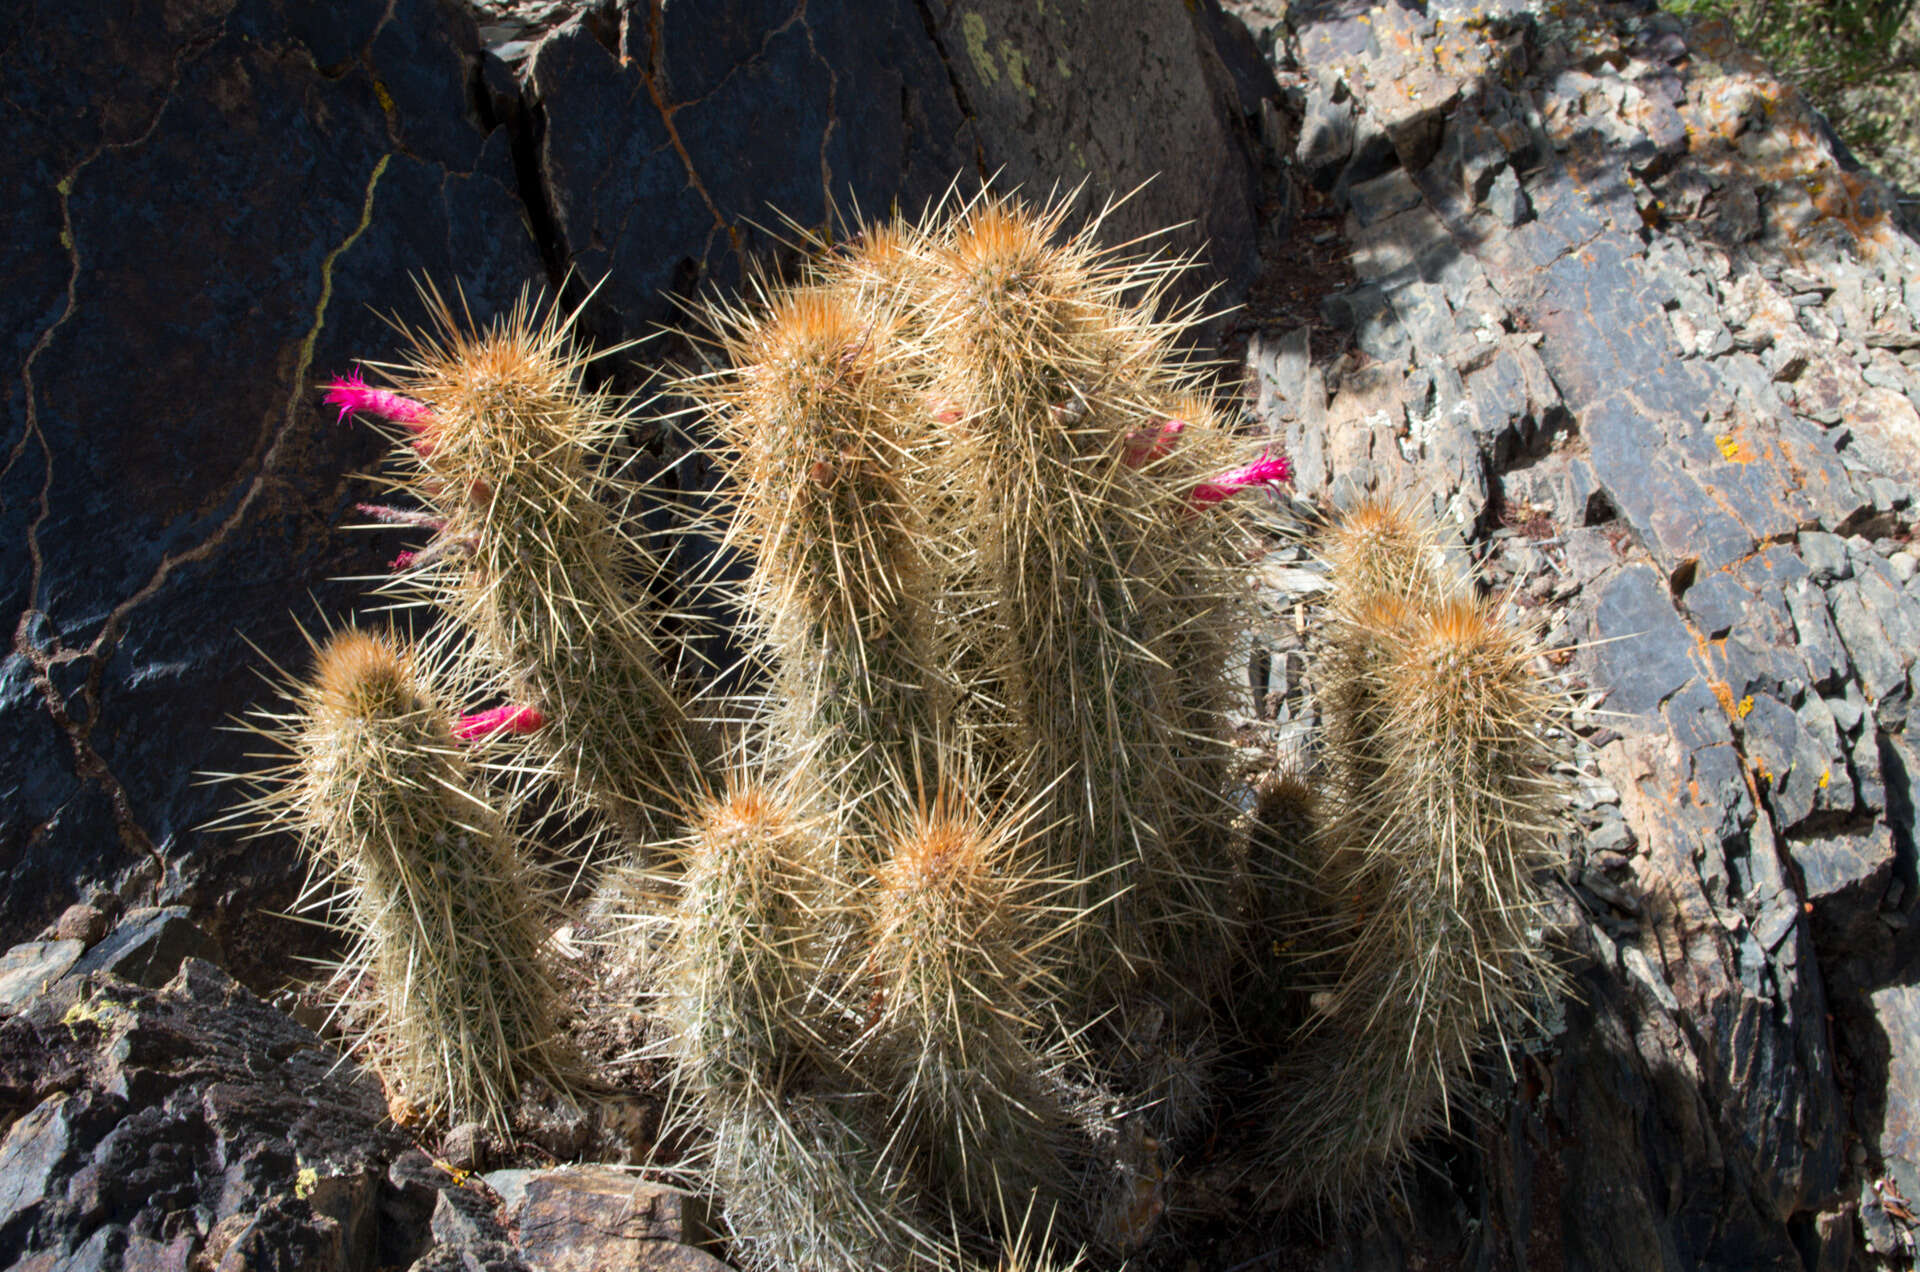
left=1239, top=0, right=1920, bottom=1264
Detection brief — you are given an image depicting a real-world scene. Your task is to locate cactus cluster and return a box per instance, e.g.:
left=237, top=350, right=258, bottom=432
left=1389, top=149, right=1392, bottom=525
left=235, top=189, right=1571, bottom=1267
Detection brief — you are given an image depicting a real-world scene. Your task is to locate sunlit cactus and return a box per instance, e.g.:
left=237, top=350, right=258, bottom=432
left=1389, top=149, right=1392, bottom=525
left=259, top=627, right=574, bottom=1131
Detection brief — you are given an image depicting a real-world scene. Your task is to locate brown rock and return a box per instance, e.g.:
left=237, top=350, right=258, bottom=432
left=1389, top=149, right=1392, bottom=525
left=505, top=1166, right=711, bottom=1272
left=52, top=902, right=108, bottom=947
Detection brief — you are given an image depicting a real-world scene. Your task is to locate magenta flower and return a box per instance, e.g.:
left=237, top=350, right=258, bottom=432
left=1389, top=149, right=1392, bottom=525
left=1123, top=417, right=1186, bottom=469
left=453, top=703, right=547, bottom=741
left=1191, top=454, right=1292, bottom=507
left=325, top=368, right=436, bottom=453
left=388, top=550, right=418, bottom=571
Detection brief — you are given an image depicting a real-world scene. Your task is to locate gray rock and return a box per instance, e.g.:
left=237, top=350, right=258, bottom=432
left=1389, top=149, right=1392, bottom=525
left=0, top=939, right=85, bottom=1014
left=1297, top=72, right=1356, bottom=179
left=432, top=1186, right=511, bottom=1249
left=1591, top=564, right=1699, bottom=721
left=1828, top=576, right=1913, bottom=727
left=1682, top=570, right=1750, bottom=638
left=1345, top=167, right=1425, bottom=226
left=1870, top=985, right=1920, bottom=1204
left=66, top=906, right=219, bottom=989
left=1800, top=531, right=1853, bottom=582
left=1484, top=165, right=1532, bottom=226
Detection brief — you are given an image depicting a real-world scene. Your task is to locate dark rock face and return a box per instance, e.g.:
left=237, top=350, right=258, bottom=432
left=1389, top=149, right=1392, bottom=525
left=1, top=0, right=546, bottom=950
left=0, top=957, right=422, bottom=1271
left=0, top=0, right=1268, bottom=951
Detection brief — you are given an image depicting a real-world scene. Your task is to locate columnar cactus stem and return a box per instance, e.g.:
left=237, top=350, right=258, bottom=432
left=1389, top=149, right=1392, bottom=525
left=283, top=627, right=574, bottom=1131
left=340, top=288, right=708, bottom=848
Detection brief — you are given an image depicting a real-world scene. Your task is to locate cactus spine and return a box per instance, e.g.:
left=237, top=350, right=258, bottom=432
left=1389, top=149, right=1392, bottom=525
left=285, top=628, right=573, bottom=1131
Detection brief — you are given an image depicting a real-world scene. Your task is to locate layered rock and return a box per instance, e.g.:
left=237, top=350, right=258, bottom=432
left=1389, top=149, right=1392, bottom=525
left=1240, top=0, right=1920, bottom=1265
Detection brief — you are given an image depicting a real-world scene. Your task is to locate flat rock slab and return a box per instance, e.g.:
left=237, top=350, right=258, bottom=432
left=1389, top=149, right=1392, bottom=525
left=0, top=940, right=83, bottom=1014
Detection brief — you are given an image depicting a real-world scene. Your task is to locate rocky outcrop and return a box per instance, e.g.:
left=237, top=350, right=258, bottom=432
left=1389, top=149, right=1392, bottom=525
left=1239, top=0, right=1920, bottom=1265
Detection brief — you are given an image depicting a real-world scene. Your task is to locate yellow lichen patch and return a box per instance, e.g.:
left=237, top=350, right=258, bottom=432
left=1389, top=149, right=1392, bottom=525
left=1714, top=432, right=1757, bottom=463
left=1819, top=768, right=1832, bottom=789
left=1737, top=694, right=1755, bottom=718
left=60, top=994, right=128, bottom=1040
left=295, top=1166, right=319, bottom=1200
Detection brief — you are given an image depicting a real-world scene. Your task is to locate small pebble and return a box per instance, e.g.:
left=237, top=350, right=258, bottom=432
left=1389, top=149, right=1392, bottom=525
left=1890, top=550, right=1917, bottom=583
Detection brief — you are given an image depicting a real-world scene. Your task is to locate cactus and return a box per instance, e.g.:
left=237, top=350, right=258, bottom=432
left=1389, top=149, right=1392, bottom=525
left=855, top=786, right=1082, bottom=1219
left=226, top=183, right=1585, bottom=1271
left=657, top=779, right=844, bottom=1093
left=1262, top=506, right=1568, bottom=1207
left=691, top=285, right=944, bottom=826
left=330, top=287, right=704, bottom=848
left=912, top=196, right=1276, bottom=986
left=273, top=627, right=574, bottom=1132
left=654, top=779, right=943, bottom=1272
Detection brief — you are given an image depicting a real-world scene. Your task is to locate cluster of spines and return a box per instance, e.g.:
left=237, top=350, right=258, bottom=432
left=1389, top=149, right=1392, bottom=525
left=856, top=790, right=1077, bottom=1218
left=329, top=286, right=705, bottom=850
left=1262, top=499, right=1567, bottom=1207
left=694, top=284, right=942, bottom=823
left=269, top=627, right=573, bottom=1131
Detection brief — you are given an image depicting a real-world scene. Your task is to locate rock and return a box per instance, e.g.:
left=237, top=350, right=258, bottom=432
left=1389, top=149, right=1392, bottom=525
left=1590, top=565, right=1698, bottom=722
left=0, top=940, right=85, bottom=1014
left=1297, top=72, right=1356, bottom=179
left=0, top=958, right=422, bottom=1269
left=441, top=1123, right=491, bottom=1174
left=503, top=1165, right=712, bottom=1272
left=0, top=0, right=547, bottom=948
left=50, top=901, right=109, bottom=947
left=1868, top=986, right=1920, bottom=1205
left=66, top=906, right=219, bottom=989
left=432, top=1186, right=512, bottom=1249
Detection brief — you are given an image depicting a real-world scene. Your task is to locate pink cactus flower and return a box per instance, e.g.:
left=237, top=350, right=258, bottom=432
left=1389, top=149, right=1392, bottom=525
left=1123, top=417, right=1186, bottom=468
left=388, top=550, right=418, bottom=571
left=453, top=703, right=547, bottom=741
left=325, top=368, right=436, bottom=454
left=1191, top=454, right=1292, bottom=507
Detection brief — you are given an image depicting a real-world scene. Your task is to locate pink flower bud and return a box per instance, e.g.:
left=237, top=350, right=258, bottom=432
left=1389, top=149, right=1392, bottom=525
left=1191, top=454, right=1292, bottom=507
left=1123, top=417, right=1186, bottom=468
left=389, top=550, right=418, bottom=571
left=325, top=368, right=435, bottom=454
left=453, top=704, right=547, bottom=741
